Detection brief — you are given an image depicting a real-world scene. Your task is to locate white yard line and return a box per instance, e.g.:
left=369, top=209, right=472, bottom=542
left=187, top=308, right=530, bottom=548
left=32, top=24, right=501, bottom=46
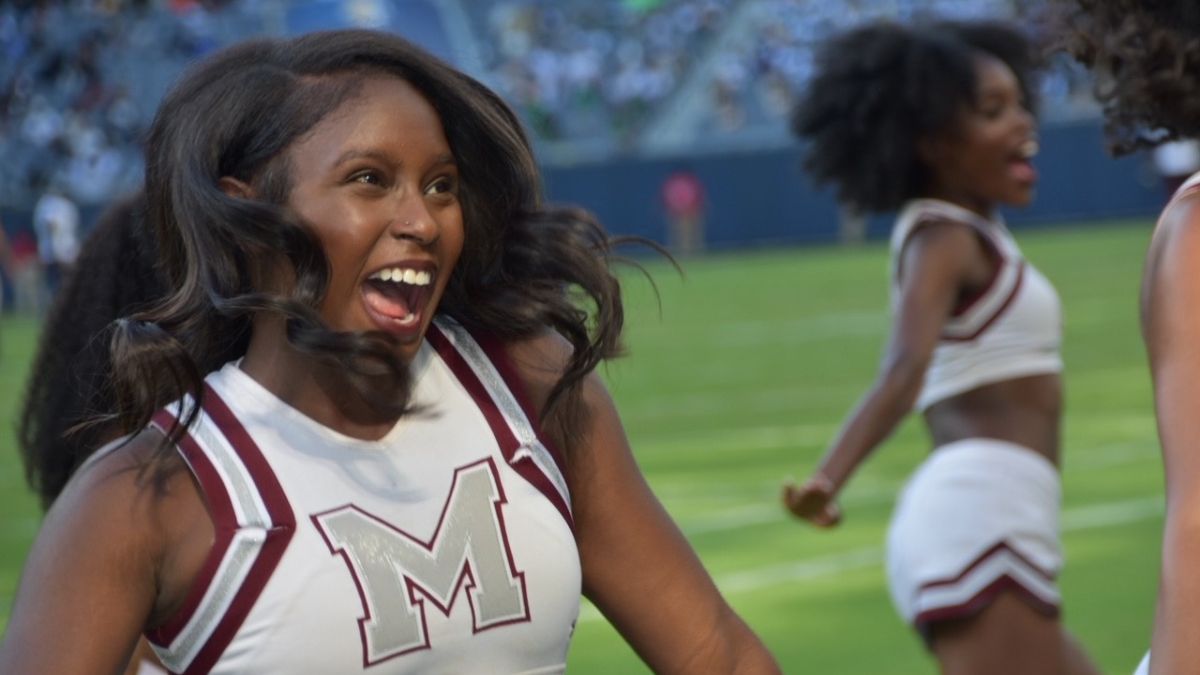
left=672, top=441, right=1157, bottom=537
left=579, top=494, right=1163, bottom=623
left=626, top=413, right=1156, bottom=454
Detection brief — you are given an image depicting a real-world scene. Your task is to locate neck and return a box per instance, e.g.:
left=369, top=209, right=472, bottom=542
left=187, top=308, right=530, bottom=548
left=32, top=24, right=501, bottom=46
left=240, top=315, right=406, bottom=441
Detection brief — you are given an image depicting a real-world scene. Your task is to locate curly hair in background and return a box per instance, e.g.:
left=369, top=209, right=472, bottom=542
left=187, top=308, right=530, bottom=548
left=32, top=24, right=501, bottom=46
left=17, top=194, right=248, bottom=509
left=791, top=20, right=1038, bottom=212
left=1057, top=0, right=1200, bottom=154
left=17, top=195, right=165, bottom=508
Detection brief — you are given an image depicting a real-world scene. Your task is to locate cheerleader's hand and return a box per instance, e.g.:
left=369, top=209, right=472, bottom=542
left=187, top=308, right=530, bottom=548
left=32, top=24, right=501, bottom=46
left=782, top=474, right=842, bottom=528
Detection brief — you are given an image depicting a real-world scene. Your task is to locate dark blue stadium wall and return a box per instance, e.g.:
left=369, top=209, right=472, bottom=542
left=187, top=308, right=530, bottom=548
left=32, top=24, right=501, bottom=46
left=0, top=121, right=1164, bottom=252
left=542, top=119, right=1164, bottom=250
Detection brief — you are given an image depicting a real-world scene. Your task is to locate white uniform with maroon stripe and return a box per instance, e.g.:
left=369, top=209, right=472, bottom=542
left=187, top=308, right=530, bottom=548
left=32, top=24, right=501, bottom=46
left=885, top=200, right=1066, bottom=637
left=886, top=439, right=1062, bottom=634
left=145, top=317, right=580, bottom=674
left=890, top=199, right=1063, bottom=411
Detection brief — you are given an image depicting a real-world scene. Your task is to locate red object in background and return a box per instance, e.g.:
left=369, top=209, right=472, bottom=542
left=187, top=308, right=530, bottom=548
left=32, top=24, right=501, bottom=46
left=662, top=171, right=705, bottom=219
left=10, top=232, right=36, bottom=263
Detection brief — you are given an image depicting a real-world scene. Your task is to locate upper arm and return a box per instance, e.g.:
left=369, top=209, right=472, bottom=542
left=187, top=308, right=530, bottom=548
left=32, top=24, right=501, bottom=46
left=885, top=222, right=987, bottom=375
left=1143, top=197, right=1200, bottom=504
left=507, top=335, right=777, bottom=673
left=0, top=435, right=195, bottom=675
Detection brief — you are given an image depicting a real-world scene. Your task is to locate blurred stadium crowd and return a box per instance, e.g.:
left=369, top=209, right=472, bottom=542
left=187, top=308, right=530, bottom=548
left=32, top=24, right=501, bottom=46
left=0, top=0, right=1098, bottom=213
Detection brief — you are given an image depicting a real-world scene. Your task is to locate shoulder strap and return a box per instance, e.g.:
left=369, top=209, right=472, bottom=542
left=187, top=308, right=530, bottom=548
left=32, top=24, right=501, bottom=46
left=425, top=317, right=574, bottom=533
left=145, top=384, right=295, bottom=675
left=891, top=200, right=1024, bottom=340
left=892, top=200, right=1011, bottom=267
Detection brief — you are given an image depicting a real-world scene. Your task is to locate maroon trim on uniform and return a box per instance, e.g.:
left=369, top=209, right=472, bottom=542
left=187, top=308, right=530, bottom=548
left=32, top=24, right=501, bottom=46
left=145, top=408, right=239, bottom=648
left=948, top=225, right=1004, bottom=318
left=914, top=576, right=1060, bottom=650
left=919, top=540, right=1055, bottom=592
left=897, top=213, right=1015, bottom=329
left=894, top=215, right=999, bottom=294
left=470, top=330, right=570, bottom=481
left=145, top=387, right=297, bottom=675
left=912, top=540, right=1059, bottom=639
left=941, top=262, right=1025, bottom=343
left=311, top=458, right=531, bottom=668
left=426, top=324, right=575, bottom=533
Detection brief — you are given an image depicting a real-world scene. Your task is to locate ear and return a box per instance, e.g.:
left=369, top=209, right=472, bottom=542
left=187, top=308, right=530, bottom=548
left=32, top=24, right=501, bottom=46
left=218, top=176, right=256, bottom=199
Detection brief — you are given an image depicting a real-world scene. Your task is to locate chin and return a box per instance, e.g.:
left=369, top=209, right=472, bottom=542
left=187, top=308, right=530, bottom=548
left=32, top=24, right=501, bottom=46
left=1007, top=187, right=1036, bottom=208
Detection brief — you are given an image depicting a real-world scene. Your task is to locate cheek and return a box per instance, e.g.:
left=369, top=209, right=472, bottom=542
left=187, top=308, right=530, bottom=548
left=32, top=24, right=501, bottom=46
left=441, top=208, right=467, bottom=266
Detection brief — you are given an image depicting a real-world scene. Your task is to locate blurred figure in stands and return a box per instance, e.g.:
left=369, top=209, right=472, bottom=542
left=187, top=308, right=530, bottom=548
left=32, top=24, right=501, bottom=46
left=661, top=167, right=707, bottom=256
left=31, top=181, right=80, bottom=303
left=1152, top=139, right=1200, bottom=201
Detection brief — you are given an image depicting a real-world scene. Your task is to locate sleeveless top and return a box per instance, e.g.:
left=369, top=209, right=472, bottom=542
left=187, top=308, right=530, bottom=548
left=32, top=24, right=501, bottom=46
left=145, top=317, right=580, bottom=674
left=889, top=199, right=1063, bottom=411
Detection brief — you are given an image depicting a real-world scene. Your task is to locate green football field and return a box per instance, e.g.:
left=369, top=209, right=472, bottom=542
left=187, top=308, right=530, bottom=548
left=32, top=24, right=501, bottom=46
left=0, top=221, right=1162, bottom=673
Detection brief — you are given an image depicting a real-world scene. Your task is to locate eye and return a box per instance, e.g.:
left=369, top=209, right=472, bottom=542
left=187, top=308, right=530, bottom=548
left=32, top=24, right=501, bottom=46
left=350, top=169, right=385, bottom=186
left=979, top=103, right=1004, bottom=119
left=425, top=175, right=459, bottom=197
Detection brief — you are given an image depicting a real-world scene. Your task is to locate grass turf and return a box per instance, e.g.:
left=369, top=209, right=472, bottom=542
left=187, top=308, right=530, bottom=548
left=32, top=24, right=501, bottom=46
left=0, top=220, right=1162, bottom=672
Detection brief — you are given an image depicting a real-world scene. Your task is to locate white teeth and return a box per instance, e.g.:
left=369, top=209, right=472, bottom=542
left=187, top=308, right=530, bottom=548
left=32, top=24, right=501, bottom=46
left=368, top=267, right=433, bottom=286
left=1019, top=139, right=1039, bottom=159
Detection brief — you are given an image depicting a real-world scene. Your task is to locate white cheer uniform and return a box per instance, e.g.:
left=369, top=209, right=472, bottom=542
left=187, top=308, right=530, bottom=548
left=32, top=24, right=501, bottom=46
left=145, top=317, right=580, bottom=674
left=885, top=199, right=1065, bottom=638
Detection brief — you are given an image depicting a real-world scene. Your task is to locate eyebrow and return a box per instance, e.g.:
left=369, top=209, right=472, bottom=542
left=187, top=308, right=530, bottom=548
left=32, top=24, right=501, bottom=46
left=331, top=149, right=457, bottom=169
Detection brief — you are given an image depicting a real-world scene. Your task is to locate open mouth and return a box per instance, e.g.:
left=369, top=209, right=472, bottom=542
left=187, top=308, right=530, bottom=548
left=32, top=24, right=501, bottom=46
left=1008, top=138, right=1039, bottom=184
left=362, top=265, right=435, bottom=335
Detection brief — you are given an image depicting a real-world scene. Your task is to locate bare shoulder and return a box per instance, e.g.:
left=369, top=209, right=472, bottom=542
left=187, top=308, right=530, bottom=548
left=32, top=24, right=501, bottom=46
left=898, top=217, right=989, bottom=284
left=1144, top=191, right=1200, bottom=313
left=502, top=330, right=579, bottom=412
left=905, top=217, right=986, bottom=258
left=53, top=427, right=212, bottom=623
left=1152, top=190, right=1200, bottom=258
left=57, top=428, right=189, bottom=523
left=50, top=427, right=205, bottom=561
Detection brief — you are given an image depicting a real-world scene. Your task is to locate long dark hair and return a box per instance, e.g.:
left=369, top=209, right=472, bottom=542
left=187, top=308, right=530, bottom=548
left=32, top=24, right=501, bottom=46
left=791, top=20, right=1038, bottom=212
left=19, top=196, right=157, bottom=507
left=115, top=30, right=627, bottom=452
left=1056, top=0, right=1200, bottom=153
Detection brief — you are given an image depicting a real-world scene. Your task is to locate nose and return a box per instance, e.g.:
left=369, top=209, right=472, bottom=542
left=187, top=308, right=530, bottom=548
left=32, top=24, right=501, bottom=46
left=1015, top=105, right=1035, bottom=133
left=389, top=196, right=439, bottom=245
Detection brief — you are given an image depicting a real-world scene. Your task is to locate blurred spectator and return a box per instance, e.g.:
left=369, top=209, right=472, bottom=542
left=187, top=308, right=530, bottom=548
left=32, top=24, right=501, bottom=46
left=1153, top=139, right=1200, bottom=199
left=0, top=0, right=1098, bottom=177
left=661, top=168, right=707, bottom=256
left=32, top=184, right=79, bottom=302
left=0, top=219, right=11, bottom=312
left=8, top=230, right=40, bottom=314
left=480, top=0, right=724, bottom=144
left=0, top=0, right=251, bottom=210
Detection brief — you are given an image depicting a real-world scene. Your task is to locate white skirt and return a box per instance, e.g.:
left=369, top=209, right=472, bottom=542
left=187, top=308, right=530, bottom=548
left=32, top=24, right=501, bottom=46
left=886, top=438, right=1063, bottom=636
